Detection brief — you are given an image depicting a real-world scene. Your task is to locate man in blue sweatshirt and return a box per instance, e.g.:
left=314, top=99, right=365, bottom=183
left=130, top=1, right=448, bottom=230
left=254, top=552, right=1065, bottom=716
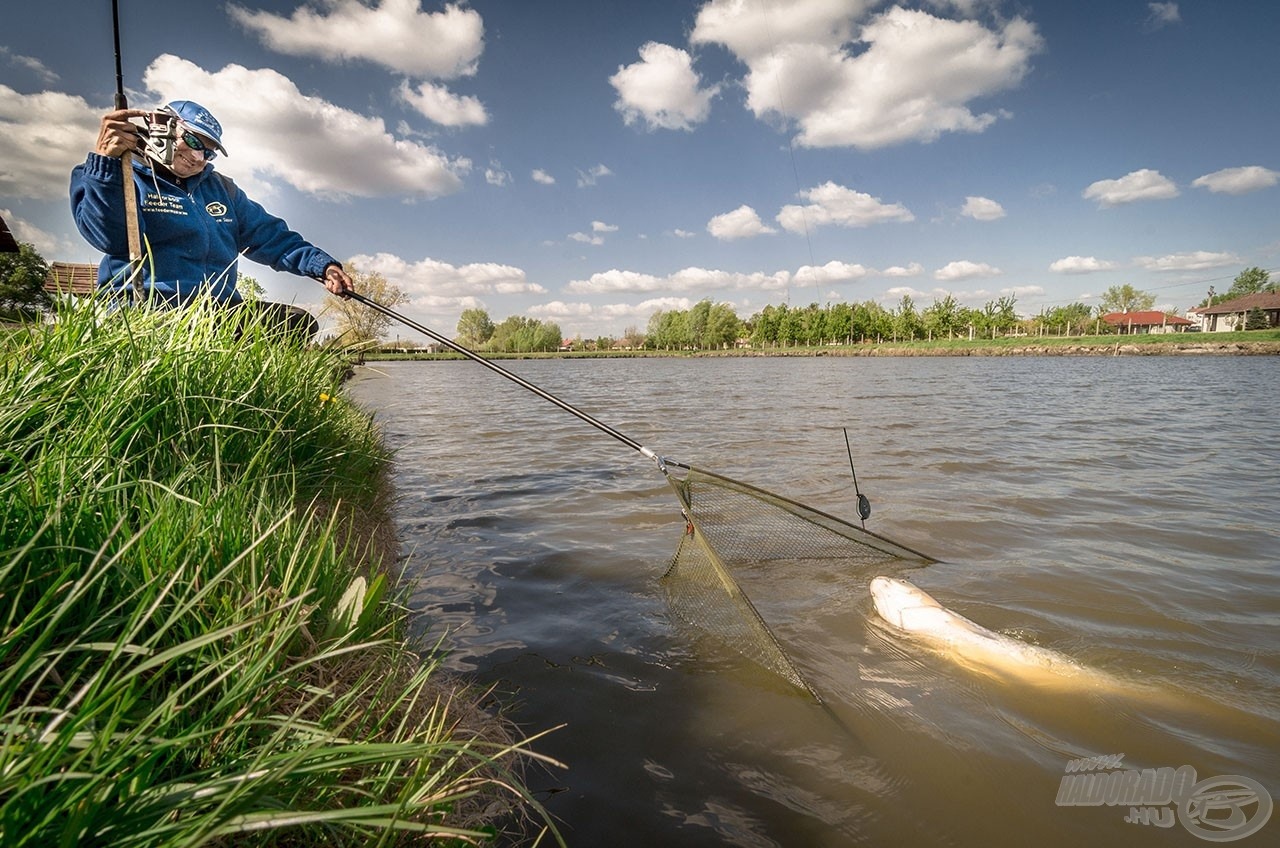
left=70, top=100, right=353, bottom=331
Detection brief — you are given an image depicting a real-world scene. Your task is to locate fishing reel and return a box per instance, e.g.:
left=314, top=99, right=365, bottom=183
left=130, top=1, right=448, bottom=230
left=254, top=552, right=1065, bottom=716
left=133, top=110, right=180, bottom=167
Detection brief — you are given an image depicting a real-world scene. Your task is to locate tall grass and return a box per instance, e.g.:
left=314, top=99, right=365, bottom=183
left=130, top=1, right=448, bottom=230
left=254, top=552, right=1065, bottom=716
left=0, top=299, right=559, bottom=846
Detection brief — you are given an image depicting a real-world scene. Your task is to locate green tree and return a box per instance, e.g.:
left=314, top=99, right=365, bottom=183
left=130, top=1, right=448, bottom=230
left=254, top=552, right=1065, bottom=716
left=974, top=295, right=1019, bottom=338
left=893, top=295, right=920, bottom=341
left=456, top=307, right=495, bottom=347
left=922, top=295, right=962, bottom=339
left=827, top=302, right=853, bottom=344
left=1244, top=307, right=1271, bottom=330
left=779, top=305, right=806, bottom=346
left=1099, top=284, right=1155, bottom=314
left=0, top=242, right=52, bottom=321
left=860, top=301, right=893, bottom=342
left=1042, top=302, right=1094, bottom=336
left=647, top=309, right=688, bottom=350
left=236, top=272, right=265, bottom=303
left=799, top=303, right=826, bottom=345
left=322, top=263, right=408, bottom=346
left=705, top=302, right=742, bottom=348
left=1226, top=267, right=1275, bottom=299
left=489, top=315, right=561, bottom=352
left=751, top=304, right=782, bottom=347
left=688, top=300, right=712, bottom=348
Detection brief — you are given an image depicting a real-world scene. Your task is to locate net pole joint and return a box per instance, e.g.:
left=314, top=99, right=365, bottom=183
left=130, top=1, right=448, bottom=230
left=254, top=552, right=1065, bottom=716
left=640, top=446, right=668, bottom=474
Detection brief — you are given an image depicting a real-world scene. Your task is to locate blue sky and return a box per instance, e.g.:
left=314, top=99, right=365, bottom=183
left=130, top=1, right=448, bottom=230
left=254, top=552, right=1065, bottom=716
left=3, top=1, right=1278, bottom=340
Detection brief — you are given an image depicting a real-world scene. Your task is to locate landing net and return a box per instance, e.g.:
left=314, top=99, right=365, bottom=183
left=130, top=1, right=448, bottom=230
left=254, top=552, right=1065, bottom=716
left=346, top=294, right=937, bottom=704
left=661, top=466, right=935, bottom=702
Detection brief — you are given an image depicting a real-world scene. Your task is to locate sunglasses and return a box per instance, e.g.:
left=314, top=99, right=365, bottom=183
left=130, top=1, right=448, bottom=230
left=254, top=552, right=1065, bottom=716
left=180, top=131, right=218, bottom=160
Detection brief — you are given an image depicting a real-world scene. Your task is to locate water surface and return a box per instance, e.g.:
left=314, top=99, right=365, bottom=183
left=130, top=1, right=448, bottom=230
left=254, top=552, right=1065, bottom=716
left=348, top=355, right=1279, bottom=847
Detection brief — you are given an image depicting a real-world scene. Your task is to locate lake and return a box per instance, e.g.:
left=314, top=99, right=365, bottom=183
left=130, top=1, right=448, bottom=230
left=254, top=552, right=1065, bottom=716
left=346, top=355, right=1279, bottom=847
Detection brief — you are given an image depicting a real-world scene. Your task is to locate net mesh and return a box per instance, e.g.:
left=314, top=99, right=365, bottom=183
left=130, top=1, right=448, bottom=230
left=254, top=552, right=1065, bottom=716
left=660, top=465, right=935, bottom=701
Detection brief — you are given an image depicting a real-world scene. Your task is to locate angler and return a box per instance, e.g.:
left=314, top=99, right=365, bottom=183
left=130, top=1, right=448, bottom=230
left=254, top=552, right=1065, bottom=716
left=68, top=99, right=353, bottom=332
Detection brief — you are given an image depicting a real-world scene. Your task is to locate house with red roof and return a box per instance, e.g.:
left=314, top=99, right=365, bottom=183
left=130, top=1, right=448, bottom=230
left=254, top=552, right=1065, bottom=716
left=1099, top=311, right=1194, bottom=334
left=1187, top=292, right=1280, bottom=332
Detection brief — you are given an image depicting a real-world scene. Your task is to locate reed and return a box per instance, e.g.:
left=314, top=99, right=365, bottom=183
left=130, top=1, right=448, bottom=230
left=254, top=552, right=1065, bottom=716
left=0, top=298, right=559, bottom=846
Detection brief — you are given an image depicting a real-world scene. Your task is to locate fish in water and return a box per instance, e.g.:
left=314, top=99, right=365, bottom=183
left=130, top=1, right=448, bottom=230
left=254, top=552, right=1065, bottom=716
left=868, top=575, right=1090, bottom=684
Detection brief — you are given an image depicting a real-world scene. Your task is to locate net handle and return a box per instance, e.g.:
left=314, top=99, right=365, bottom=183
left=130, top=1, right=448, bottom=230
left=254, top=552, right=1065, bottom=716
left=345, top=292, right=672, bottom=469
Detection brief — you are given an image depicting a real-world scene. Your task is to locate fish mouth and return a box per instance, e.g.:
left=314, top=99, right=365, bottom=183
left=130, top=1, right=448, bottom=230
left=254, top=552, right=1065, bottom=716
left=868, top=576, right=902, bottom=625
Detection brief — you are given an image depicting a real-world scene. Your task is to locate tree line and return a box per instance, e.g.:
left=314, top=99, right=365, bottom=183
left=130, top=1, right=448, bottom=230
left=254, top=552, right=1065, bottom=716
left=5, top=240, right=1272, bottom=348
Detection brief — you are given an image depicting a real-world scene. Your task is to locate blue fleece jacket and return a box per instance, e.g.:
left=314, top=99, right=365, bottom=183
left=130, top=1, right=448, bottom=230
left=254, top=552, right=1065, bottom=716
left=70, top=153, right=338, bottom=303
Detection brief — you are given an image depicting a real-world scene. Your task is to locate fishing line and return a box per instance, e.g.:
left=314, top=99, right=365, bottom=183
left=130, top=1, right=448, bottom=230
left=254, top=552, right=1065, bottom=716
left=843, top=427, right=872, bottom=529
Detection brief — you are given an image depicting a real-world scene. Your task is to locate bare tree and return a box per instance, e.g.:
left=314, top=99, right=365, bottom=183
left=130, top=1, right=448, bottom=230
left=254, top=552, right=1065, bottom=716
left=322, top=263, right=408, bottom=347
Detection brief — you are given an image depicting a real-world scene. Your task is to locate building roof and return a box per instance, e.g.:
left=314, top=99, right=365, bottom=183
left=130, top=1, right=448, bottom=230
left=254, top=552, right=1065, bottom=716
left=45, top=262, right=99, bottom=297
left=1188, top=291, right=1280, bottom=315
left=1100, top=311, right=1192, bottom=326
left=0, top=214, right=19, bottom=253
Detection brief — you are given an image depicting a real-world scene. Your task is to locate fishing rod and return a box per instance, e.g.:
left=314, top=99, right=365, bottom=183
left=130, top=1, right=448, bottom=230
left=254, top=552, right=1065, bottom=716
left=110, top=0, right=145, bottom=300
left=345, top=291, right=678, bottom=472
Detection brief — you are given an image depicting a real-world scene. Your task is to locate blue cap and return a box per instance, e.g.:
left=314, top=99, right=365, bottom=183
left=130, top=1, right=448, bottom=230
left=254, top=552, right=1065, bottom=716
left=164, top=100, right=228, bottom=156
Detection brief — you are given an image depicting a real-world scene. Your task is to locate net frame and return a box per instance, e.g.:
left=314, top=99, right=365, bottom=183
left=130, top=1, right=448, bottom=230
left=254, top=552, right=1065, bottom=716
left=661, top=465, right=936, bottom=702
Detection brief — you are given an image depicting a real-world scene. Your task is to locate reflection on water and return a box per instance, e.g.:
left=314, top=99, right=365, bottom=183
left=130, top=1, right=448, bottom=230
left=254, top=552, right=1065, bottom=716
left=347, top=356, right=1280, bottom=847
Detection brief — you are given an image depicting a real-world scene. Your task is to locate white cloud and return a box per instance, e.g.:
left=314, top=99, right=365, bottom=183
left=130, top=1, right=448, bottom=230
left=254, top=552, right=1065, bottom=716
left=934, top=260, right=1001, bottom=280
left=142, top=55, right=469, bottom=200
left=568, top=232, right=603, bottom=246
left=610, top=42, right=719, bottom=131
left=565, top=266, right=790, bottom=295
left=672, top=229, right=697, bottom=239
left=692, top=0, right=869, bottom=61
left=1, top=47, right=59, bottom=84
left=398, top=80, right=487, bottom=127
left=882, top=263, right=924, bottom=277
left=0, top=208, right=63, bottom=255
left=694, top=3, right=1042, bottom=149
left=1049, top=256, right=1119, bottom=274
left=707, top=205, right=776, bottom=240
left=229, top=0, right=484, bottom=79
left=348, top=251, right=545, bottom=300
left=484, top=160, right=511, bottom=186
left=0, top=85, right=102, bottom=200
left=1082, top=168, right=1179, bottom=207
left=592, top=221, right=619, bottom=233
left=1145, top=3, right=1181, bottom=29
left=576, top=164, right=613, bottom=187
left=1191, top=166, right=1279, bottom=195
left=528, top=300, right=594, bottom=319
left=531, top=169, right=556, bottom=185
left=961, top=196, right=1006, bottom=221
left=777, top=181, right=914, bottom=233
left=793, top=260, right=871, bottom=285
left=1132, top=251, right=1240, bottom=272
left=600, top=297, right=694, bottom=318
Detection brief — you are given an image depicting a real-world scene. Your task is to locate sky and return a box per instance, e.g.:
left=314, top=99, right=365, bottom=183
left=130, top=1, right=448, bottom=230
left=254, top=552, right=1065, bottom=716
left=3, top=0, right=1279, bottom=342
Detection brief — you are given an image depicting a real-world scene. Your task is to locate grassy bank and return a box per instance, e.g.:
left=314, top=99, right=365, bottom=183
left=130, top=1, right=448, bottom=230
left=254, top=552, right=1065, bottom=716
left=361, top=329, right=1280, bottom=361
left=0, top=301, right=557, bottom=846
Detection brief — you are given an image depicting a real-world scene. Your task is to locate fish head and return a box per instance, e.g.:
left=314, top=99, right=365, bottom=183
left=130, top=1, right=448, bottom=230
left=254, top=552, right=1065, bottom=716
left=869, top=576, right=946, bottom=631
